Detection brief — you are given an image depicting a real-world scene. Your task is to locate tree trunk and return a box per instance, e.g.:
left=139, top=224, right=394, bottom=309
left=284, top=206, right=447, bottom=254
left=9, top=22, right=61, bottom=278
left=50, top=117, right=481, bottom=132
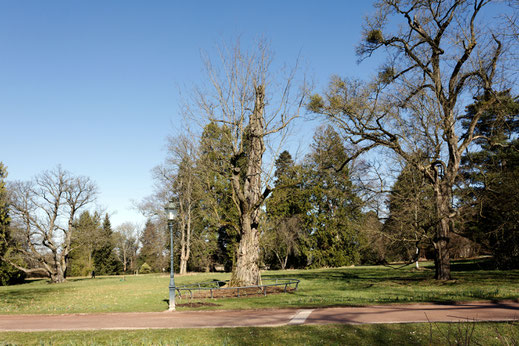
left=183, top=201, right=192, bottom=275
left=180, top=224, right=187, bottom=275
left=123, top=251, right=127, bottom=272
left=229, top=85, right=267, bottom=287
left=179, top=257, right=187, bottom=275
left=230, top=214, right=261, bottom=286
left=48, top=251, right=67, bottom=283
left=274, top=250, right=287, bottom=270
left=179, top=247, right=187, bottom=275
left=433, top=182, right=452, bottom=280
left=63, top=254, right=69, bottom=279
left=51, top=265, right=66, bottom=283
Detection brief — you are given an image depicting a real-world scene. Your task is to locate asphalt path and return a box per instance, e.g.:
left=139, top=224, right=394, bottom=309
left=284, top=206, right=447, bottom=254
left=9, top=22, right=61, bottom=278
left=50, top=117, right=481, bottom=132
left=0, top=301, right=517, bottom=332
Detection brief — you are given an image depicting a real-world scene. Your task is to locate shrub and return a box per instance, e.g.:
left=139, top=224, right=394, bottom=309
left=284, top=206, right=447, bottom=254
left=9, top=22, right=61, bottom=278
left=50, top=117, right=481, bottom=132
left=139, top=262, right=152, bottom=274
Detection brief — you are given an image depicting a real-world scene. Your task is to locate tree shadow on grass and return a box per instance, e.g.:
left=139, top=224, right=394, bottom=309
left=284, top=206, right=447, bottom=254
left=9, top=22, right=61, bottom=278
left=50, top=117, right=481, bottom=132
left=0, top=286, right=69, bottom=310
left=258, top=262, right=519, bottom=306
left=266, top=258, right=519, bottom=284
left=67, top=276, right=118, bottom=282
left=265, top=269, right=431, bottom=284
left=212, top=324, right=428, bottom=345
left=448, top=257, right=496, bottom=271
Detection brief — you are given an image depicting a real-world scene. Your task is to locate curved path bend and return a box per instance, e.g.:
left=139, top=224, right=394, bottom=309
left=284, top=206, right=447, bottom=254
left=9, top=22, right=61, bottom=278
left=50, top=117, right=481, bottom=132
left=0, top=301, right=518, bottom=332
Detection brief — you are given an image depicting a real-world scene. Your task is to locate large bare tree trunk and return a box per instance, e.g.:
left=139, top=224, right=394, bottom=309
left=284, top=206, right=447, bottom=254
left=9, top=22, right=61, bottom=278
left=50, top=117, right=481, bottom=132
left=230, top=214, right=261, bottom=286
left=428, top=158, right=457, bottom=281
left=229, top=85, right=269, bottom=287
left=51, top=267, right=66, bottom=283
left=433, top=183, right=452, bottom=280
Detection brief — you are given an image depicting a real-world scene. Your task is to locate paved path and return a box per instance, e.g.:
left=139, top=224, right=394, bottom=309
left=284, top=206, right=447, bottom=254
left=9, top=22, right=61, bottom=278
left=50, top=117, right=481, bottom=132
left=0, top=301, right=517, bottom=332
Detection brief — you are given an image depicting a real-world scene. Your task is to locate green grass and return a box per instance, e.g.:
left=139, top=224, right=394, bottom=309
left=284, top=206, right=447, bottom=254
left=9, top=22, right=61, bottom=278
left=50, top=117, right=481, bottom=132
left=0, top=260, right=518, bottom=314
left=0, top=322, right=518, bottom=345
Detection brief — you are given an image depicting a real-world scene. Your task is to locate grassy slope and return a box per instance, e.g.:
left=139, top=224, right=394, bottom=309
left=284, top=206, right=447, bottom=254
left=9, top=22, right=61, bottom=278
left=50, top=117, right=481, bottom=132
left=0, top=260, right=517, bottom=314
left=0, top=322, right=518, bottom=345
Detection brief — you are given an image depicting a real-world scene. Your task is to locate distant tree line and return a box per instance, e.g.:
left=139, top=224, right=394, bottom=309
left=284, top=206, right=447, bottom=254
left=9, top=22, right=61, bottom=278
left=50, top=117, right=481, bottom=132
left=0, top=92, right=516, bottom=285
left=147, top=123, right=367, bottom=274
left=141, top=90, right=517, bottom=275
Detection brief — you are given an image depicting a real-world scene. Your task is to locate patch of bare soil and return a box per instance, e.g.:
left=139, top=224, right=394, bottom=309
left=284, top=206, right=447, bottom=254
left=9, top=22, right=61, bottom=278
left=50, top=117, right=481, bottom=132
left=176, top=302, right=221, bottom=308
left=177, top=286, right=296, bottom=299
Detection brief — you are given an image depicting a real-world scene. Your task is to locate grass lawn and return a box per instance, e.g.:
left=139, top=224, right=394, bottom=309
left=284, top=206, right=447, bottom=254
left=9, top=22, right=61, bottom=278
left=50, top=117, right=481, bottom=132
left=0, top=259, right=518, bottom=314
left=0, top=322, right=518, bottom=345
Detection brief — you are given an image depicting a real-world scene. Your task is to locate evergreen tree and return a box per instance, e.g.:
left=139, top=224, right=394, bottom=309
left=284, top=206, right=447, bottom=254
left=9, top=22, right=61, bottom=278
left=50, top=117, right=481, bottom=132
left=264, top=151, right=310, bottom=269
left=305, top=126, right=364, bottom=267
left=460, top=93, right=519, bottom=268
left=196, top=122, right=239, bottom=272
left=0, top=163, right=25, bottom=285
left=93, top=214, right=121, bottom=275
left=138, top=219, right=166, bottom=272
left=357, top=211, right=385, bottom=265
left=383, top=156, right=436, bottom=263
left=69, top=211, right=102, bottom=277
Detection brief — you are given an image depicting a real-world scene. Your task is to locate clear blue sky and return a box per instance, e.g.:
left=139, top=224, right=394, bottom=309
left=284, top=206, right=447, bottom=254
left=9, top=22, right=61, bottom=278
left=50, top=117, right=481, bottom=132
left=0, top=0, right=380, bottom=227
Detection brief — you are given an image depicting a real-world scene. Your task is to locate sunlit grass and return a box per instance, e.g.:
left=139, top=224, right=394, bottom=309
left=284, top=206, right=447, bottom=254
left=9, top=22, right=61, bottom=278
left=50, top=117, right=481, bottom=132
left=0, top=259, right=517, bottom=314
left=0, top=322, right=518, bottom=345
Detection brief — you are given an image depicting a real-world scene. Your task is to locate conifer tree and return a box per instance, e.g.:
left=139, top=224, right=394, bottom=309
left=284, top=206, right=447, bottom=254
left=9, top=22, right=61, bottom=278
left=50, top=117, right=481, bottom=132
left=138, top=219, right=166, bottom=272
left=196, top=122, right=239, bottom=272
left=93, top=214, right=121, bottom=275
left=383, top=156, right=436, bottom=264
left=69, top=211, right=101, bottom=277
left=264, top=151, right=310, bottom=269
left=0, top=163, right=25, bottom=285
left=460, top=93, right=519, bottom=268
left=305, top=126, right=364, bottom=267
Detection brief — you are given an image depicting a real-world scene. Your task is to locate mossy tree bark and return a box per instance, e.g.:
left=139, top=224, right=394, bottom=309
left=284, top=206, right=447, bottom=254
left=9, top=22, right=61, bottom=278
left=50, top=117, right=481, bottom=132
left=229, top=86, right=269, bottom=287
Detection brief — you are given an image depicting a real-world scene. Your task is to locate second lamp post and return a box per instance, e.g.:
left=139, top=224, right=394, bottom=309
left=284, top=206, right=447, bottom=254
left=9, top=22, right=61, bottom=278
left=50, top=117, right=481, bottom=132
left=165, top=200, right=178, bottom=311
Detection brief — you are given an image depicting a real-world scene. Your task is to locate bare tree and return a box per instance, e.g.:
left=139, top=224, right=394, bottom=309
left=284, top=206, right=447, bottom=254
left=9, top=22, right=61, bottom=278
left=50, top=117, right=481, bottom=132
left=6, top=166, right=97, bottom=283
left=187, top=39, right=305, bottom=286
left=166, top=134, right=199, bottom=275
left=114, top=222, right=139, bottom=273
left=309, top=0, right=517, bottom=279
left=146, top=130, right=201, bottom=275
left=262, top=216, right=305, bottom=270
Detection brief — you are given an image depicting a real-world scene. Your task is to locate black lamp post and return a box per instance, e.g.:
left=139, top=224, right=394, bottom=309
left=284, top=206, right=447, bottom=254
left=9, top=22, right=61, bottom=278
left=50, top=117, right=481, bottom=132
left=165, top=199, right=178, bottom=311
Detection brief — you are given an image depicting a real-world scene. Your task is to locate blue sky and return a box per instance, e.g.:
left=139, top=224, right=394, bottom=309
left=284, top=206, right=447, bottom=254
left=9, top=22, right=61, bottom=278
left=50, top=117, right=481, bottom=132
left=0, top=1, right=381, bottom=227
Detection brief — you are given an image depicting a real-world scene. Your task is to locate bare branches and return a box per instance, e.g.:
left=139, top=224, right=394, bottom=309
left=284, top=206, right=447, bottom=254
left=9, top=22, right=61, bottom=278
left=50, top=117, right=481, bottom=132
left=315, top=0, right=516, bottom=178
left=311, top=0, right=517, bottom=280
left=7, top=166, right=97, bottom=283
left=185, top=39, right=307, bottom=286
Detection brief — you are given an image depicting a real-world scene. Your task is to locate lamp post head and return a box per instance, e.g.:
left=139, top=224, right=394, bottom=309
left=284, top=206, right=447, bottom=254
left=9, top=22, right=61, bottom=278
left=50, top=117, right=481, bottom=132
left=165, top=200, right=178, bottom=221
